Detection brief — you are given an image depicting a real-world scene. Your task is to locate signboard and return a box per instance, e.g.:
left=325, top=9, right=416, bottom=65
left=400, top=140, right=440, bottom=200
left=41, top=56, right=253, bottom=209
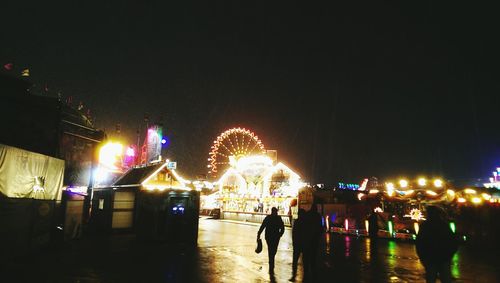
left=167, top=161, right=177, bottom=170
left=146, top=125, right=162, bottom=164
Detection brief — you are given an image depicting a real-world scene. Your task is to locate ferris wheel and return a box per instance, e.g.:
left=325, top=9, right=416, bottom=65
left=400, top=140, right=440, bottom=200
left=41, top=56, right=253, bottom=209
left=208, top=127, right=266, bottom=178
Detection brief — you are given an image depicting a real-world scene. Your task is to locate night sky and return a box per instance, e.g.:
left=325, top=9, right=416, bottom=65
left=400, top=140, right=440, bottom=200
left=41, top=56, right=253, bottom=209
left=2, top=1, right=499, bottom=185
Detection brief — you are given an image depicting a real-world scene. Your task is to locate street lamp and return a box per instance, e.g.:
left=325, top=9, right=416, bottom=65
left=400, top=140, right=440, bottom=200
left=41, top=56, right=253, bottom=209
left=433, top=179, right=443, bottom=188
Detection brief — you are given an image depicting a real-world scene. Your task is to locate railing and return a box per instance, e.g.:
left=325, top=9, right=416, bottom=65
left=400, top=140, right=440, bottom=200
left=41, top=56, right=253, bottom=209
left=222, top=210, right=292, bottom=226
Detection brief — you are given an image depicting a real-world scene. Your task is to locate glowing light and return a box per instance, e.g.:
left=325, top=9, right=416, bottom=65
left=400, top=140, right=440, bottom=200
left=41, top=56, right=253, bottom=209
left=325, top=215, right=330, bottom=231
left=447, top=189, right=455, bottom=196
left=357, top=193, right=364, bottom=200
left=426, top=190, right=437, bottom=196
left=450, top=222, right=456, bottom=233
left=405, top=208, right=425, bottom=221
left=369, top=189, right=379, bottom=194
left=208, top=127, right=266, bottom=176
left=358, top=178, right=368, bottom=191
left=482, top=193, right=491, bottom=200
left=457, top=197, right=466, bottom=203
left=344, top=218, right=349, bottom=231
left=161, top=138, right=167, bottom=144
left=365, top=220, right=369, bottom=233
left=404, top=190, right=414, bottom=196
left=388, top=221, right=394, bottom=237
left=418, top=178, right=427, bottom=186
left=471, top=197, right=482, bottom=204
left=99, top=141, right=124, bottom=170
left=414, top=222, right=420, bottom=234
left=236, top=155, right=273, bottom=172
left=125, top=147, right=135, bottom=157
left=433, top=179, right=443, bottom=188
left=386, top=182, right=395, bottom=197
left=399, top=179, right=408, bottom=188
left=374, top=207, right=383, bottom=213
left=464, top=189, right=477, bottom=194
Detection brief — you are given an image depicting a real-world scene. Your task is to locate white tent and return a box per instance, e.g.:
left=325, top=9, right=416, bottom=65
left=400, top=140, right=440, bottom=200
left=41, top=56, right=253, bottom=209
left=0, top=144, right=64, bottom=200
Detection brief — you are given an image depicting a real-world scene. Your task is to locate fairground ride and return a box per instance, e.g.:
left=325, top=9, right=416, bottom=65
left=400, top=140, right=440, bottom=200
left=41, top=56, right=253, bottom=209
left=208, top=127, right=266, bottom=179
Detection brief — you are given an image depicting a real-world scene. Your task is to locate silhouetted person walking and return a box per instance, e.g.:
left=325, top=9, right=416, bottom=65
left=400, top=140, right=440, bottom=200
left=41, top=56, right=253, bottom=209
left=368, top=212, right=379, bottom=239
left=303, top=204, right=323, bottom=282
left=258, top=207, right=285, bottom=274
left=290, top=208, right=307, bottom=281
left=416, top=206, right=458, bottom=283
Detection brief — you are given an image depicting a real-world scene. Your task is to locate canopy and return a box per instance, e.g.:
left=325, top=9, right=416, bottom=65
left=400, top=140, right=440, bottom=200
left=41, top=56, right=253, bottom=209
left=0, top=144, right=64, bottom=200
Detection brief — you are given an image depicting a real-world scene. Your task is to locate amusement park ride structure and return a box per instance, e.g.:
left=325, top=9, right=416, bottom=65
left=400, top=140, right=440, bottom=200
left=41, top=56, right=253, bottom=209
left=207, top=127, right=266, bottom=179
left=202, top=127, right=307, bottom=224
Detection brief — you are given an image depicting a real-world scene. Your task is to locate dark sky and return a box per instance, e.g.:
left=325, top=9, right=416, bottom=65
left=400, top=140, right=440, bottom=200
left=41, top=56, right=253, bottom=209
left=2, top=1, right=499, bottom=184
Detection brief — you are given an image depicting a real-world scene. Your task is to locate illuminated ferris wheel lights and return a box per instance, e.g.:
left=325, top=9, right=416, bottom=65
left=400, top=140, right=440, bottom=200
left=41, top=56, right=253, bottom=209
left=208, top=127, right=266, bottom=178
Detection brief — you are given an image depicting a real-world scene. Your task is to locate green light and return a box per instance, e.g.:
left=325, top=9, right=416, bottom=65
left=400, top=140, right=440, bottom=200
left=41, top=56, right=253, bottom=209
left=450, top=222, right=456, bottom=233
left=463, top=235, right=467, bottom=241
left=388, top=221, right=394, bottom=237
left=451, top=253, right=460, bottom=278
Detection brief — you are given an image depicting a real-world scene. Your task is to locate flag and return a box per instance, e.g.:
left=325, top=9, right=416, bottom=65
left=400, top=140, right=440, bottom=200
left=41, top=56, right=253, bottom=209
left=3, top=63, right=13, bottom=70
left=21, top=69, right=30, bottom=77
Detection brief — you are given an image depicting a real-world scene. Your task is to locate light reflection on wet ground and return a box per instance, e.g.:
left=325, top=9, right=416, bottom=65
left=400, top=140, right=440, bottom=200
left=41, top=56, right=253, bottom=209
left=2, top=217, right=499, bottom=282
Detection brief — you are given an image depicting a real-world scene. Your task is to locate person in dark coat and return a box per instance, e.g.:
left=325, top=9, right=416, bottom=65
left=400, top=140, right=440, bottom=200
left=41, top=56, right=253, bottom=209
left=368, top=212, right=379, bottom=239
left=303, top=204, right=323, bottom=282
left=290, top=208, right=307, bottom=281
left=416, top=206, right=458, bottom=283
left=258, top=207, right=285, bottom=274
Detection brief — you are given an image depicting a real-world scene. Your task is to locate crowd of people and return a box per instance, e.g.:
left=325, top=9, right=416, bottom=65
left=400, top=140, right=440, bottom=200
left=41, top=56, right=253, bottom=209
left=257, top=204, right=459, bottom=283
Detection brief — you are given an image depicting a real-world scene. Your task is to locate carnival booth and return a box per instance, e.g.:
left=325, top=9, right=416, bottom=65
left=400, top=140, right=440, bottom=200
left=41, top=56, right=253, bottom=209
left=213, top=155, right=305, bottom=226
left=90, top=161, right=199, bottom=244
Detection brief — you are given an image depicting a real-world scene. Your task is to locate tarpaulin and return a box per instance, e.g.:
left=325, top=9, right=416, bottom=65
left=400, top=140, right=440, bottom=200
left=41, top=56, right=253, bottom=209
left=0, top=144, right=64, bottom=200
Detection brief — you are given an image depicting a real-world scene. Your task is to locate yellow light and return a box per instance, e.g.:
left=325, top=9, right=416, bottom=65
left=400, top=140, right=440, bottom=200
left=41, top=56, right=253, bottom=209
left=357, top=193, right=364, bottom=200
left=433, top=179, right=443, bottom=188
left=369, top=189, right=379, bottom=194
left=472, top=197, right=482, bottom=204
left=447, top=189, right=455, bottom=196
left=99, top=141, right=123, bottom=170
left=414, top=222, right=420, bottom=234
left=418, top=178, right=427, bottom=186
left=386, top=182, right=395, bottom=197
left=457, top=197, right=466, bottom=203
left=404, top=190, right=414, bottom=195
left=399, top=179, right=408, bottom=188
left=426, top=190, right=437, bottom=196
left=482, top=193, right=491, bottom=200
left=464, top=189, right=477, bottom=194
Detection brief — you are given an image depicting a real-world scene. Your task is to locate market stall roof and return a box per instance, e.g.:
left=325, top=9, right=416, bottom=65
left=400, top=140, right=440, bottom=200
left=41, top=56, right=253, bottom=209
left=113, top=163, right=165, bottom=187
left=112, top=161, right=190, bottom=190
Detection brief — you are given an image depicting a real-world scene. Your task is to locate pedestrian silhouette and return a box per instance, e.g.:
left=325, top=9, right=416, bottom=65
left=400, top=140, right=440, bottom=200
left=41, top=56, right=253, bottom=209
left=257, top=207, right=285, bottom=274
left=416, top=206, right=458, bottom=283
left=290, top=208, right=307, bottom=281
left=303, top=203, right=323, bottom=282
left=368, top=211, right=379, bottom=239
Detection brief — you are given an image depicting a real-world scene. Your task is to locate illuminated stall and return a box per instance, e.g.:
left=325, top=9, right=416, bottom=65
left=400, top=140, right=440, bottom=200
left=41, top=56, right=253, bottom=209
left=214, top=155, right=305, bottom=226
left=90, top=161, right=199, bottom=244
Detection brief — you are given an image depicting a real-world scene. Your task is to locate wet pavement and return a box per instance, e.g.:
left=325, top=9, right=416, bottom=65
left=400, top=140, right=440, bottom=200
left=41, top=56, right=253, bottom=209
left=2, top=217, right=500, bottom=282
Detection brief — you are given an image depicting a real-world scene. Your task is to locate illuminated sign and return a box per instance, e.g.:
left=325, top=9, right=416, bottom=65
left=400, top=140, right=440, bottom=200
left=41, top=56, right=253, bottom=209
left=338, top=182, right=360, bottom=190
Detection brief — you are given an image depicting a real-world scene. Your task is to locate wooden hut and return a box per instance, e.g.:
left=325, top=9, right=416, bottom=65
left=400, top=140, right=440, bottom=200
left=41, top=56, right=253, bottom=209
left=90, top=161, right=199, bottom=244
